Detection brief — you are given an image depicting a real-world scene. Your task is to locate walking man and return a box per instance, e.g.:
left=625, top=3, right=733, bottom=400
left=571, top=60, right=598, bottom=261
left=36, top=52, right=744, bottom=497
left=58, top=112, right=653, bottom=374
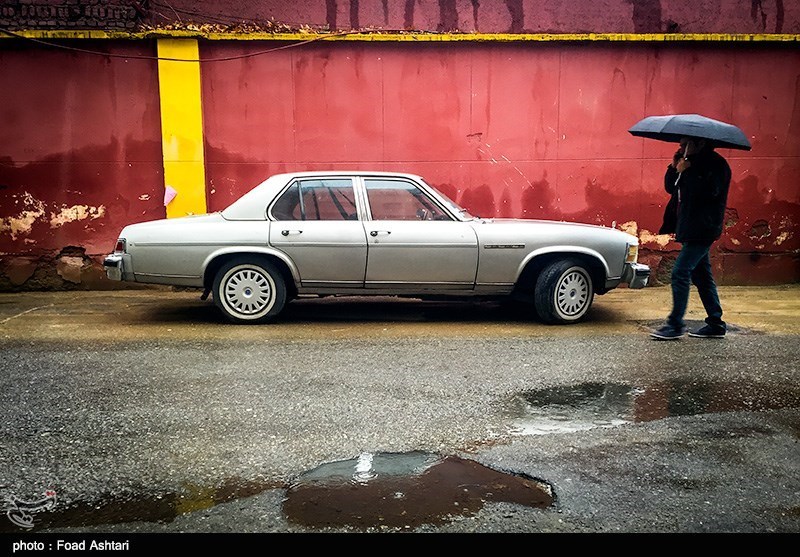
left=650, top=136, right=731, bottom=340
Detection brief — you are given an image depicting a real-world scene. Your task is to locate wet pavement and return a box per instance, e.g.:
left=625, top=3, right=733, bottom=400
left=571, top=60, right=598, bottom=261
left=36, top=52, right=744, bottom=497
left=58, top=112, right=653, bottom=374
left=0, top=285, right=798, bottom=536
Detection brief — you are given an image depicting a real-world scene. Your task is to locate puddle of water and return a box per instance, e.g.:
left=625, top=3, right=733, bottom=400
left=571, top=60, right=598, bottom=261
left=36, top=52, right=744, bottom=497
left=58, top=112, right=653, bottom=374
left=282, top=451, right=553, bottom=529
left=509, top=379, right=800, bottom=435
left=0, top=479, right=281, bottom=533
left=2, top=454, right=552, bottom=533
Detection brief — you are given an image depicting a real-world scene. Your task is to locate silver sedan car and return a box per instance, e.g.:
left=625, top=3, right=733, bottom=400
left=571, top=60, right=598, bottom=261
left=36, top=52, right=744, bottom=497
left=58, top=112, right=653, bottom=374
left=104, top=171, right=650, bottom=324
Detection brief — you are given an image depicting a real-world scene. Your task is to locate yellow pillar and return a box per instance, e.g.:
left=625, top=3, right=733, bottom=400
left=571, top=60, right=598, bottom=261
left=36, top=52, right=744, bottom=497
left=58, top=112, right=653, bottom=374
left=157, top=39, right=207, bottom=217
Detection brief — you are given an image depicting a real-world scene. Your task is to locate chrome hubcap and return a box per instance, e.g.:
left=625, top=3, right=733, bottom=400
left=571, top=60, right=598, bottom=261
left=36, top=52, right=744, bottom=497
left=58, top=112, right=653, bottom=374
left=556, top=270, right=590, bottom=317
left=224, top=268, right=274, bottom=316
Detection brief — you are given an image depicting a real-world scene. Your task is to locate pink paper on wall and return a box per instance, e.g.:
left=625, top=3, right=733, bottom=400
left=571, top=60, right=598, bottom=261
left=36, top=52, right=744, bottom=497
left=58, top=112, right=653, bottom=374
left=164, top=185, right=178, bottom=206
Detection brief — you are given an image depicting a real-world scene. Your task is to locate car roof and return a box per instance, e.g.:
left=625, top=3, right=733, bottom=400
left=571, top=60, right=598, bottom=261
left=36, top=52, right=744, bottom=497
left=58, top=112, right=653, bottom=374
left=271, top=170, right=425, bottom=180
left=220, top=170, right=427, bottom=220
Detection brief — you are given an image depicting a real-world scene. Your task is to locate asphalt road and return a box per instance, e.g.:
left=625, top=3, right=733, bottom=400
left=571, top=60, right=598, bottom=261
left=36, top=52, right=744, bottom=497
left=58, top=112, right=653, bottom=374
left=0, top=286, right=798, bottom=537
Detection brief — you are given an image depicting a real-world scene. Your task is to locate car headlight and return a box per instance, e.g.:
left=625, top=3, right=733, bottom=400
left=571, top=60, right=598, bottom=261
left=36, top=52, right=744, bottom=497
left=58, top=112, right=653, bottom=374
left=625, top=244, right=638, bottom=264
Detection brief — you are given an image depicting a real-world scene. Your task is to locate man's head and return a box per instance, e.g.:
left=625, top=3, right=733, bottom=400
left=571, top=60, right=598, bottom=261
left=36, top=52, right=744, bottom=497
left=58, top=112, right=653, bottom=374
left=679, top=137, right=710, bottom=156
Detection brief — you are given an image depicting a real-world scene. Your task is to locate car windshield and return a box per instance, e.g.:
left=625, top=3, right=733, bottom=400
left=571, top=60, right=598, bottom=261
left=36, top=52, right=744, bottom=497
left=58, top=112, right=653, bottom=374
left=421, top=179, right=475, bottom=220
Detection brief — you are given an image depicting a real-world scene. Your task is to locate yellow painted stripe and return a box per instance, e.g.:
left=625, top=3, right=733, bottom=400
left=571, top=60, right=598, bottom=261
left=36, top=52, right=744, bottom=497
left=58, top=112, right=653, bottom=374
left=2, top=29, right=799, bottom=42
left=157, top=39, right=207, bottom=218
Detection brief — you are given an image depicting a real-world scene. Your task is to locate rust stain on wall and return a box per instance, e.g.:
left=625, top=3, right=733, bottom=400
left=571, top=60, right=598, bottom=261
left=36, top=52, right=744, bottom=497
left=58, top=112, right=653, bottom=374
left=629, top=0, right=663, bottom=32
left=403, top=0, right=415, bottom=29
left=472, top=0, right=482, bottom=30
left=438, top=0, right=459, bottom=32
left=326, top=0, right=337, bottom=30
left=752, top=0, right=785, bottom=32
left=350, top=0, right=360, bottom=29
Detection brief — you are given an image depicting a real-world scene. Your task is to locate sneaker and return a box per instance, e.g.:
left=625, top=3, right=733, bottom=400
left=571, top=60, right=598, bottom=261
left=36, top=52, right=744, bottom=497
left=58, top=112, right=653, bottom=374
left=650, top=324, right=686, bottom=340
left=688, top=324, right=726, bottom=338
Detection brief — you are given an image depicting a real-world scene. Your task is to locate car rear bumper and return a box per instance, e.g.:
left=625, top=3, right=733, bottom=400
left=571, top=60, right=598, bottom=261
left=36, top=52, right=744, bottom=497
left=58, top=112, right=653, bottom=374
left=623, top=262, right=650, bottom=289
left=103, top=254, right=125, bottom=281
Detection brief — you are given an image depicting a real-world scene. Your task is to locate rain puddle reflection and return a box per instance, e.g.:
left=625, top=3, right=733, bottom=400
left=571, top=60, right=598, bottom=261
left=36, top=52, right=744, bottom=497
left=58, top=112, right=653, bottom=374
left=508, top=379, right=800, bottom=435
left=282, top=451, right=553, bottom=529
left=2, top=454, right=553, bottom=532
left=0, top=479, right=280, bottom=533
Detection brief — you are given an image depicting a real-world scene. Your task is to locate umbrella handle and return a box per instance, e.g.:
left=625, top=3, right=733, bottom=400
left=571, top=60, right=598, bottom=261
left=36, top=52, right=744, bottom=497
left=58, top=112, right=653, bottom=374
left=674, top=155, right=689, bottom=186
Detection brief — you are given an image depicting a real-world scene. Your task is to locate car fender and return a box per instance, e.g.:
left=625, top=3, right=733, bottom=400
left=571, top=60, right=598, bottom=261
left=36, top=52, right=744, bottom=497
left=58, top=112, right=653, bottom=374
left=201, top=246, right=301, bottom=285
left=516, top=245, right=612, bottom=282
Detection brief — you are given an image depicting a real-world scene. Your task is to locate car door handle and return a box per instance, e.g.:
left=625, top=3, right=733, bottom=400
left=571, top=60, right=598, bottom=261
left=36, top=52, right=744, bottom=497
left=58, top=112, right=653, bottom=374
left=369, top=230, right=391, bottom=237
left=281, top=230, right=303, bottom=236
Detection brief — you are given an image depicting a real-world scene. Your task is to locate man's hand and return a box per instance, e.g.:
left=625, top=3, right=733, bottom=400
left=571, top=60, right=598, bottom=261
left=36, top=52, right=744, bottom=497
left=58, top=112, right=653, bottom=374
left=676, top=157, right=691, bottom=173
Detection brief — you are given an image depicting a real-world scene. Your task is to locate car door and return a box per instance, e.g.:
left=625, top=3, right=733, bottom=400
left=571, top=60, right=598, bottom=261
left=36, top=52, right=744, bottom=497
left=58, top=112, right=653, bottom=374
left=268, top=177, right=367, bottom=288
left=361, top=177, right=478, bottom=290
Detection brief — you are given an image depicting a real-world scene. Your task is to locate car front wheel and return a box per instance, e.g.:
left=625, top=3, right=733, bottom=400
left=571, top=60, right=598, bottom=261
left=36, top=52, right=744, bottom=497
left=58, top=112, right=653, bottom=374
left=534, top=260, right=594, bottom=324
left=213, top=257, right=286, bottom=324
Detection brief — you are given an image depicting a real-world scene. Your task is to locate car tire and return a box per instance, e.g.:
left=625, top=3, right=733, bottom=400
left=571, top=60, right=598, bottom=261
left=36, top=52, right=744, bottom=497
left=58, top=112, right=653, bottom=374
left=213, top=257, right=286, bottom=324
left=534, top=259, right=594, bottom=324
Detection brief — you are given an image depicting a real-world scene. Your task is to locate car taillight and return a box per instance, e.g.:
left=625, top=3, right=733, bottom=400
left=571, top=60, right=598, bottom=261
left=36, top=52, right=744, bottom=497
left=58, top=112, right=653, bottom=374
left=115, top=238, right=126, bottom=253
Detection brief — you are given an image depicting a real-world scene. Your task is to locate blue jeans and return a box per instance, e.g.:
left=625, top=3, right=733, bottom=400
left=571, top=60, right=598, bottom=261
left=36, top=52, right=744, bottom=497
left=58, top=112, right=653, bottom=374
left=667, top=242, right=725, bottom=330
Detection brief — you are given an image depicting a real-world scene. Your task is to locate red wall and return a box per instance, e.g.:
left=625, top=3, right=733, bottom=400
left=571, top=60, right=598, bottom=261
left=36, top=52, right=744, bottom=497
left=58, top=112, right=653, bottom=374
left=200, top=40, right=800, bottom=284
left=0, top=41, right=166, bottom=288
left=1, top=38, right=798, bottom=288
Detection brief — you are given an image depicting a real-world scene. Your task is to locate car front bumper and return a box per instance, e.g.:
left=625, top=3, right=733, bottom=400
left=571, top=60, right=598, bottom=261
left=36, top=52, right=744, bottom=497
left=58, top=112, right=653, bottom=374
left=623, top=262, right=650, bottom=289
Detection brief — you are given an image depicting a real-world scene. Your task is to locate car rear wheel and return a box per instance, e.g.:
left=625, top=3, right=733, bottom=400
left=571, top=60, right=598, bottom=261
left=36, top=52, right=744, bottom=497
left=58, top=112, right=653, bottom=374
left=534, top=259, right=594, bottom=324
left=213, top=257, right=286, bottom=324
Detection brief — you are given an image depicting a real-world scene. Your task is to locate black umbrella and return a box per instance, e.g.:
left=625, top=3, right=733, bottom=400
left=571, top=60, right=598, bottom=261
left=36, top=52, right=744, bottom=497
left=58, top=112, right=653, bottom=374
left=628, top=114, right=751, bottom=150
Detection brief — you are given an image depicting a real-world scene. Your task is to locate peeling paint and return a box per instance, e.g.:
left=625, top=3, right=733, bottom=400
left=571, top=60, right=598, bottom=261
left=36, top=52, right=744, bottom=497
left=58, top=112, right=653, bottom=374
left=619, top=220, right=638, bottom=236
left=0, top=193, right=45, bottom=240
left=748, top=219, right=771, bottom=239
left=1, top=194, right=108, bottom=237
left=724, top=207, right=739, bottom=228
left=49, top=205, right=106, bottom=228
left=775, top=231, right=792, bottom=245
left=639, top=228, right=674, bottom=247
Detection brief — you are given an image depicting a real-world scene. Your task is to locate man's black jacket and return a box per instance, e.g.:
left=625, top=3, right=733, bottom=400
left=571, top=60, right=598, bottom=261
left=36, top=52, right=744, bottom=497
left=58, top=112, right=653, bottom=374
left=659, top=148, right=731, bottom=244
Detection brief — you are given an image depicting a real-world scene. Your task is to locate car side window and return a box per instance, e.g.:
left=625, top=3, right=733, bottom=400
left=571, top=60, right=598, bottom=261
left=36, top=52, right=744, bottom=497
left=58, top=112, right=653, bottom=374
left=271, top=179, right=357, bottom=221
left=364, top=179, right=452, bottom=221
